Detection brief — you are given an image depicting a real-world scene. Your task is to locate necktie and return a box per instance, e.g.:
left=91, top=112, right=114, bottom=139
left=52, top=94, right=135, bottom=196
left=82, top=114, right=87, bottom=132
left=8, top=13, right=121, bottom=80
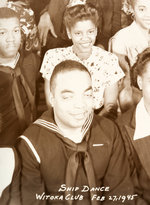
left=0, top=65, right=36, bottom=133
left=64, top=133, right=98, bottom=205
left=62, top=133, right=98, bottom=205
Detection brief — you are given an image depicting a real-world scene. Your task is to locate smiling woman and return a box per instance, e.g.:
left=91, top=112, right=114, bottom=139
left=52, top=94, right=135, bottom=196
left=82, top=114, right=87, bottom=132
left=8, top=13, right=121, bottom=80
left=65, top=20, right=97, bottom=60
left=62, top=3, right=99, bottom=60
left=40, top=2, right=124, bottom=121
left=109, top=0, right=150, bottom=113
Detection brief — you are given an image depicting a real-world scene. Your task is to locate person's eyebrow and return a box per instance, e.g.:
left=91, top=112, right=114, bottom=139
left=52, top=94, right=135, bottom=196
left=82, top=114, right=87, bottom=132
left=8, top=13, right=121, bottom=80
left=14, top=26, right=20, bottom=29
left=61, top=89, right=73, bottom=94
left=0, top=28, right=7, bottom=30
left=84, top=86, right=92, bottom=92
left=61, top=86, right=92, bottom=94
left=138, top=5, right=145, bottom=8
left=0, top=26, right=20, bottom=30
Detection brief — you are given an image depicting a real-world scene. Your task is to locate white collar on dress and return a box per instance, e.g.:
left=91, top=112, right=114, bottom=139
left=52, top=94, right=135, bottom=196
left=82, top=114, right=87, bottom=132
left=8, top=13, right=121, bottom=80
left=131, top=21, right=149, bottom=47
left=134, top=97, right=150, bottom=140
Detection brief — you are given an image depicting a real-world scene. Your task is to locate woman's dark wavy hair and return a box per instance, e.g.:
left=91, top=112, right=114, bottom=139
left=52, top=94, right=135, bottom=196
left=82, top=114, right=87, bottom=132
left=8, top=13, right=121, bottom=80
left=62, top=3, right=102, bottom=40
left=131, top=47, right=150, bottom=89
left=126, top=0, right=135, bottom=7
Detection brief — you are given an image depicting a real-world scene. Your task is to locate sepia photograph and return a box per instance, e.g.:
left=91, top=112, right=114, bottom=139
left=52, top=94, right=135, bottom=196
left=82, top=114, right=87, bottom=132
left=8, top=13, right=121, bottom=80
left=0, top=0, right=150, bottom=204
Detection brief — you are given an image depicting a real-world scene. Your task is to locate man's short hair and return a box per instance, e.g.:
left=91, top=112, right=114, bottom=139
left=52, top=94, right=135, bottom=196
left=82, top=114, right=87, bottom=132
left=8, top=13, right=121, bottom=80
left=131, top=47, right=150, bottom=89
left=0, top=7, right=20, bottom=20
left=50, top=60, right=91, bottom=94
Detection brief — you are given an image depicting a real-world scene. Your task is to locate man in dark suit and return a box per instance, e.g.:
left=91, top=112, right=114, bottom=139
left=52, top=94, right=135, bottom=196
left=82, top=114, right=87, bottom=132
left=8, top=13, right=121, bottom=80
left=116, top=47, right=150, bottom=204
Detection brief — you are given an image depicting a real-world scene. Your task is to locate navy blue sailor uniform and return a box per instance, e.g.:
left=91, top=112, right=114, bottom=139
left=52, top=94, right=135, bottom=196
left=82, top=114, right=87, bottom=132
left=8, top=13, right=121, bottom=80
left=17, top=109, right=135, bottom=205
left=0, top=49, right=40, bottom=145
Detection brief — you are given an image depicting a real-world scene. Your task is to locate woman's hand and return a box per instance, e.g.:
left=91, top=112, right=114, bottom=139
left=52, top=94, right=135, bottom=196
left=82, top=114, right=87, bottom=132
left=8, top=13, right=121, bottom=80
left=99, top=103, right=118, bottom=121
left=38, top=12, right=57, bottom=47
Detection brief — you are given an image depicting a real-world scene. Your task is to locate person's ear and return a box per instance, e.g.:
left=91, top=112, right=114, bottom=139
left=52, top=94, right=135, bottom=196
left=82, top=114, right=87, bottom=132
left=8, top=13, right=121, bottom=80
left=95, top=28, right=98, bottom=36
left=131, top=8, right=134, bottom=14
left=49, top=92, right=54, bottom=107
left=131, top=8, right=135, bottom=20
left=137, top=75, right=142, bottom=90
left=66, top=28, right=71, bottom=39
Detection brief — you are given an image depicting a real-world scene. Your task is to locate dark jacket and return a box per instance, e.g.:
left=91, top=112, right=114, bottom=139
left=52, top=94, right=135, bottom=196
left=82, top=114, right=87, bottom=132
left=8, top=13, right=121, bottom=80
left=116, top=107, right=150, bottom=204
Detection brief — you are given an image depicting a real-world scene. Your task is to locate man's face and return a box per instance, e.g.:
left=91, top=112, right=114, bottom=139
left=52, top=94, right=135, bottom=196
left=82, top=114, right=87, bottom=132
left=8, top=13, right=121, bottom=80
left=138, top=62, right=150, bottom=109
left=0, top=17, right=21, bottom=63
left=50, top=70, right=93, bottom=130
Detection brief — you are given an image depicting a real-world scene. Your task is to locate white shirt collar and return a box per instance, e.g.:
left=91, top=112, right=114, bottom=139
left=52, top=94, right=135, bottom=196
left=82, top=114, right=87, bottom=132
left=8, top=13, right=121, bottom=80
left=64, top=132, right=83, bottom=144
left=0, top=52, right=20, bottom=69
left=134, top=97, right=150, bottom=140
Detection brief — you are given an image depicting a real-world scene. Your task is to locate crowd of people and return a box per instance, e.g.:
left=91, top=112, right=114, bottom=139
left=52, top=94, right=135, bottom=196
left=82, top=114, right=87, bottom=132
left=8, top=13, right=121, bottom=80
left=0, top=0, right=150, bottom=204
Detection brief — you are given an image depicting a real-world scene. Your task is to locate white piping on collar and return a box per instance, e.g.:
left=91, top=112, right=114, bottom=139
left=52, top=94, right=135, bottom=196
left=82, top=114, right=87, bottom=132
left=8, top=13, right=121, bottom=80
left=34, top=112, right=94, bottom=139
left=19, top=135, right=41, bottom=163
left=19, top=112, right=94, bottom=163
